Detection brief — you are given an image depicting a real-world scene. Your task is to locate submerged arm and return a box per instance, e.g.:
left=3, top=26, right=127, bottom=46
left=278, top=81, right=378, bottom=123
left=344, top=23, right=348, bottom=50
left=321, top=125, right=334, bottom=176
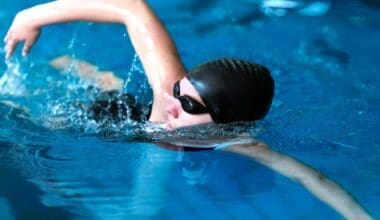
left=50, top=55, right=124, bottom=92
left=224, top=142, right=372, bottom=220
left=156, top=135, right=372, bottom=219
left=4, top=0, right=186, bottom=121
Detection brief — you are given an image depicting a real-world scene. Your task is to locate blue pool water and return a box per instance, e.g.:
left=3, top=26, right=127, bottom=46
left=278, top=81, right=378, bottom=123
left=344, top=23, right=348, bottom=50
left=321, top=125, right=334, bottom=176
left=1, top=0, right=379, bottom=219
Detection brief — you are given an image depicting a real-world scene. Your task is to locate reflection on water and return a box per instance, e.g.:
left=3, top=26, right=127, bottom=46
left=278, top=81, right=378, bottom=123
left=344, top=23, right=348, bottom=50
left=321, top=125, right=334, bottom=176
left=0, top=99, right=370, bottom=218
left=0, top=125, right=276, bottom=219
left=0, top=161, right=73, bottom=220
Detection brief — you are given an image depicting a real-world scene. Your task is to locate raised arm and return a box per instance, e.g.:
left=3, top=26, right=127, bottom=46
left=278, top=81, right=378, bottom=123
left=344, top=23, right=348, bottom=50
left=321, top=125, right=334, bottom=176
left=4, top=0, right=187, bottom=121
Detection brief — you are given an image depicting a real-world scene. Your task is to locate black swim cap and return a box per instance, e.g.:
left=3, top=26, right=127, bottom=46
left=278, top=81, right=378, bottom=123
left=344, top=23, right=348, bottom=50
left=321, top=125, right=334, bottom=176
left=187, top=58, right=274, bottom=123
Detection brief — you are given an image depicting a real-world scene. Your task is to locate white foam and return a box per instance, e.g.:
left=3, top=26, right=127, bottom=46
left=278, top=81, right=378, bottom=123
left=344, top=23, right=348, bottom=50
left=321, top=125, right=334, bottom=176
left=262, top=0, right=301, bottom=9
left=0, top=60, right=27, bottom=96
left=298, top=2, right=331, bottom=16
left=261, top=0, right=301, bottom=16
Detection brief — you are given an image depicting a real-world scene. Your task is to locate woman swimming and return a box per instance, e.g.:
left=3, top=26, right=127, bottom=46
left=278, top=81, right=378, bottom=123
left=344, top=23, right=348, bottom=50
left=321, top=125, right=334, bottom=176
left=4, top=0, right=274, bottom=130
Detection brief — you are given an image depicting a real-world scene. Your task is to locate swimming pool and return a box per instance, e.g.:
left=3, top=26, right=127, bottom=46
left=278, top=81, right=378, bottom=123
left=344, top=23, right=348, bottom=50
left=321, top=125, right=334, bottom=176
left=1, top=0, right=379, bottom=219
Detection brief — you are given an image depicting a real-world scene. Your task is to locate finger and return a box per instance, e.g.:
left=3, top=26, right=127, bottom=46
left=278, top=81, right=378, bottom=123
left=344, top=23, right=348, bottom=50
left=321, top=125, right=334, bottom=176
left=4, top=29, right=12, bottom=43
left=22, top=35, right=40, bottom=57
left=22, top=43, right=31, bottom=57
left=5, top=39, right=17, bottom=59
left=22, top=40, right=35, bottom=57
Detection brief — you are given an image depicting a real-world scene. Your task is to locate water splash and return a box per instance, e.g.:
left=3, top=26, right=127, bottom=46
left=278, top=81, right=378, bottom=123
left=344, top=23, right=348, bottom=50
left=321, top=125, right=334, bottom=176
left=0, top=59, right=27, bottom=96
left=123, top=53, right=152, bottom=108
left=0, top=42, right=255, bottom=141
left=260, top=1, right=331, bottom=17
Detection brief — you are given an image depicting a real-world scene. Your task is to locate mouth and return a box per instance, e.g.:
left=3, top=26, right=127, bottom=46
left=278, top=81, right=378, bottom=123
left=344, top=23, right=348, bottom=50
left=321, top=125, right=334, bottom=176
left=166, top=114, right=176, bottom=130
left=165, top=121, right=173, bottom=131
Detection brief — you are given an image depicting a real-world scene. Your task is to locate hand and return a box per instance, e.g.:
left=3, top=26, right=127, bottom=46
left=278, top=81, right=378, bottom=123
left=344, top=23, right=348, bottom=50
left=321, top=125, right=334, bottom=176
left=4, top=10, right=41, bottom=59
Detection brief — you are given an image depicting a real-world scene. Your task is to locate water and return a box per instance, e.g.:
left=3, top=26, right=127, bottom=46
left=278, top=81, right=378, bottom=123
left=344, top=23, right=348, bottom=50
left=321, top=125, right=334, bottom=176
left=1, top=0, right=379, bottom=219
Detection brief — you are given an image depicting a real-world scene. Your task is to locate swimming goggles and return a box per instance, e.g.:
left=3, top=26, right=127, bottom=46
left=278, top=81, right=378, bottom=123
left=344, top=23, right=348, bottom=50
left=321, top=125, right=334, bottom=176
left=173, top=81, right=209, bottom=115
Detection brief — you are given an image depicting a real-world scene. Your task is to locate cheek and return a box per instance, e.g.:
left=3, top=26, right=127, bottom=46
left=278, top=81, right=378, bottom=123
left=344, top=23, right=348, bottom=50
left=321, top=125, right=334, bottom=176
left=176, top=113, right=213, bottom=128
left=169, top=113, right=190, bottom=129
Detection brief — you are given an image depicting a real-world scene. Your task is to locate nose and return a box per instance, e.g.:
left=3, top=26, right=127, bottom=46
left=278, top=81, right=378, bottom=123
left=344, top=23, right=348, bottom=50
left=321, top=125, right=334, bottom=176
left=164, top=92, right=180, bottom=118
left=166, top=102, right=179, bottom=118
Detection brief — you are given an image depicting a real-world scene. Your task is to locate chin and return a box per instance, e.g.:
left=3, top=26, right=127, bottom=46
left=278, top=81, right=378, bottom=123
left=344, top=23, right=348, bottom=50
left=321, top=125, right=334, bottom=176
left=166, top=121, right=179, bottom=130
left=166, top=124, right=174, bottom=131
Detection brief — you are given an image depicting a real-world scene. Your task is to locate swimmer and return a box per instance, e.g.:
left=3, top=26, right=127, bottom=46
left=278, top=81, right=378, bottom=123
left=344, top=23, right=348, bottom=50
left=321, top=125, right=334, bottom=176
left=4, top=0, right=274, bottom=130
left=3, top=1, right=372, bottom=218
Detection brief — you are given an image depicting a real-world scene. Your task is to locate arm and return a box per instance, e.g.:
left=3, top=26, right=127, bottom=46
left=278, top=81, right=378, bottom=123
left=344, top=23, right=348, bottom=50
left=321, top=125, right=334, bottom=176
left=224, top=142, right=372, bottom=220
left=50, top=55, right=124, bottom=92
left=4, top=0, right=186, bottom=121
left=158, top=136, right=371, bottom=219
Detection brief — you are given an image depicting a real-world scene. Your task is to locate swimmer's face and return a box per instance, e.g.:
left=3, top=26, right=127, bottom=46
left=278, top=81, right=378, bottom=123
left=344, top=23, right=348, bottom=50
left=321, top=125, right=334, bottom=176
left=165, top=78, right=213, bottom=130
